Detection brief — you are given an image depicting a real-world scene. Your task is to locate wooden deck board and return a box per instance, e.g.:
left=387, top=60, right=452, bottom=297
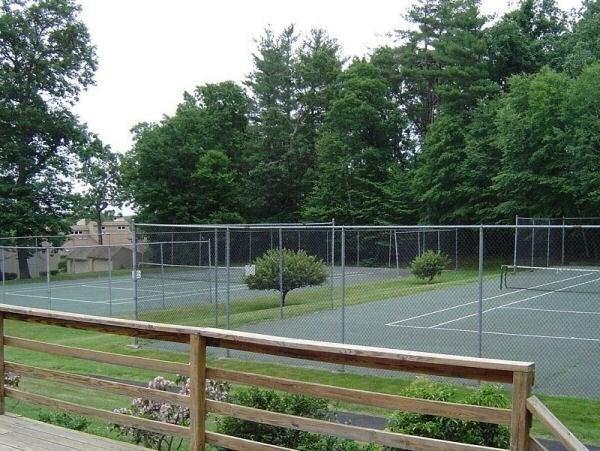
left=0, top=414, right=147, bottom=450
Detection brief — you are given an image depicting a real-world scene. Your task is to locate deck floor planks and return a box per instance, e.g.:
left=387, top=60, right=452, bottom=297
left=0, top=414, right=147, bottom=450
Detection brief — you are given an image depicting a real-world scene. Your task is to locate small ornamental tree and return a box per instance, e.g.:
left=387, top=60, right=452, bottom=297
left=410, top=251, right=450, bottom=282
left=244, top=249, right=327, bottom=305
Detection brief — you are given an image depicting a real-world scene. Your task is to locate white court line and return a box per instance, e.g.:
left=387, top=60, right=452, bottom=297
left=385, top=271, right=594, bottom=327
left=387, top=324, right=600, bottom=343
left=4, top=291, right=117, bottom=305
left=429, top=274, right=600, bottom=329
left=502, top=306, right=600, bottom=316
left=109, top=285, right=251, bottom=305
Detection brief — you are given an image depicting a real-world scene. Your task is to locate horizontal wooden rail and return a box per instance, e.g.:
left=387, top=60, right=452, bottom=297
left=527, top=396, right=588, bottom=451
left=0, top=303, right=566, bottom=451
left=5, top=336, right=189, bottom=375
left=205, top=431, right=294, bottom=451
left=0, top=304, right=533, bottom=382
left=206, top=367, right=512, bottom=425
left=207, top=400, right=502, bottom=451
left=5, top=388, right=189, bottom=438
left=5, top=362, right=189, bottom=407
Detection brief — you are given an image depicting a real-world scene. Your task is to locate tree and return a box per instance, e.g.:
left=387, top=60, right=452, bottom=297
left=244, top=249, right=327, bottom=305
left=412, top=113, right=469, bottom=223
left=563, top=0, right=600, bottom=75
left=0, top=0, right=97, bottom=277
left=245, top=26, right=298, bottom=221
left=303, top=60, right=414, bottom=224
left=395, top=0, right=494, bottom=141
left=486, top=0, right=568, bottom=86
left=492, top=68, right=571, bottom=219
left=120, top=82, right=248, bottom=223
left=76, top=136, right=120, bottom=244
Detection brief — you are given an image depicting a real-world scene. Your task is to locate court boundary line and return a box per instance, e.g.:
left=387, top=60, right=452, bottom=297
left=385, top=270, right=595, bottom=327
left=387, top=324, right=600, bottom=343
left=429, top=274, right=600, bottom=329
left=502, top=306, right=600, bottom=316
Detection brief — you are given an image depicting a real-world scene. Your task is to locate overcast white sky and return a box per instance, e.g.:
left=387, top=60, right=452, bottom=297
left=73, top=0, right=581, bottom=154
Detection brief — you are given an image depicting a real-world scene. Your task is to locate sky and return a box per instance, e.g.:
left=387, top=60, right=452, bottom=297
left=73, top=0, right=582, bottom=154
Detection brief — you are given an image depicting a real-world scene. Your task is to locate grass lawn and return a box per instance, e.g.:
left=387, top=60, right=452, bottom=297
left=2, top=320, right=599, bottom=448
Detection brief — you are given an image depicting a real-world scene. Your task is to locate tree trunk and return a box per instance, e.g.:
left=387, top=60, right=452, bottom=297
left=281, top=290, right=288, bottom=306
left=96, top=212, right=103, bottom=245
left=17, top=247, right=31, bottom=279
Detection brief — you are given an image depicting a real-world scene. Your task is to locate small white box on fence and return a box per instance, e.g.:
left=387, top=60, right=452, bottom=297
left=132, top=270, right=141, bottom=280
left=244, top=264, right=256, bottom=276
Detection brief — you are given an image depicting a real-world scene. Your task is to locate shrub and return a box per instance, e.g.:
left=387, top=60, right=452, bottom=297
left=409, top=251, right=450, bottom=282
left=244, top=249, right=327, bottom=305
left=216, top=387, right=374, bottom=450
left=385, top=380, right=509, bottom=449
left=111, top=376, right=229, bottom=450
left=38, top=411, right=89, bottom=431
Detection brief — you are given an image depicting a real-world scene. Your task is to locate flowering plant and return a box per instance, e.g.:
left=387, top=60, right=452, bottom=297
left=111, top=376, right=229, bottom=450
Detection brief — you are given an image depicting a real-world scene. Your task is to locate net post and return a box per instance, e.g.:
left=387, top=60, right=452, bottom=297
left=160, top=242, right=166, bottom=308
left=278, top=227, right=284, bottom=320
left=46, top=246, right=51, bottom=310
left=477, top=225, right=484, bottom=358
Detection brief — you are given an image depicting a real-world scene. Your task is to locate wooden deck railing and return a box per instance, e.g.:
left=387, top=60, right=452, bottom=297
left=0, top=304, right=586, bottom=450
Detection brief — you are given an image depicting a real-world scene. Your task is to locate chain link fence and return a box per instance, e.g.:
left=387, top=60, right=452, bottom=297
left=2, top=223, right=600, bottom=398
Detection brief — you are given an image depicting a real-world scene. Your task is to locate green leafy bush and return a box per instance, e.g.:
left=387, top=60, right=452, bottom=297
left=38, top=411, right=89, bottom=431
left=216, top=387, right=374, bottom=450
left=409, top=251, right=450, bottom=282
left=244, top=249, right=327, bottom=305
left=385, top=380, right=509, bottom=449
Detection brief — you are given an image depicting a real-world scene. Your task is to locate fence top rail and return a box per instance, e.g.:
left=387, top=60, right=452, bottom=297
left=0, top=304, right=534, bottom=379
left=134, top=223, right=600, bottom=230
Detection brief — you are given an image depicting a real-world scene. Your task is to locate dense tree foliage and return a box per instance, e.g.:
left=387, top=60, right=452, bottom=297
left=0, top=0, right=96, bottom=276
left=4, top=0, right=600, bottom=236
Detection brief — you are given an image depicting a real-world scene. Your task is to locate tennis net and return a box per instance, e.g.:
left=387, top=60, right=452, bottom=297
left=500, top=265, right=600, bottom=294
left=138, top=262, right=246, bottom=284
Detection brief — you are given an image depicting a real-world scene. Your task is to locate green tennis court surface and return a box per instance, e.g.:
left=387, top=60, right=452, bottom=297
left=234, top=267, right=600, bottom=398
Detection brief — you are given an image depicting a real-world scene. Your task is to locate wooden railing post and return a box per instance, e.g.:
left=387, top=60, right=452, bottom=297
left=511, top=370, right=534, bottom=450
left=0, top=313, right=4, bottom=415
left=189, top=333, right=206, bottom=450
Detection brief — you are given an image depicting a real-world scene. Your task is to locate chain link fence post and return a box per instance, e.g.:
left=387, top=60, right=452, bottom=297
left=226, top=227, right=231, bottom=358
left=330, top=221, right=335, bottom=309
left=160, top=242, right=166, bottom=308
left=214, top=227, right=219, bottom=328
left=108, top=244, right=113, bottom=316
left=1, top=247, right=5, bottom=304
left=477, top=225, right=484, bottom=358
left=279, top=227, right=284, bottom=320
left=46, top=246, right=51, bottom=310
left=341, top=226, right=346, bottom=372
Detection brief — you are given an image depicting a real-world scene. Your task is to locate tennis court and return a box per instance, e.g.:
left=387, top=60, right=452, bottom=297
left=236, top=265, right=600, bottom=398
